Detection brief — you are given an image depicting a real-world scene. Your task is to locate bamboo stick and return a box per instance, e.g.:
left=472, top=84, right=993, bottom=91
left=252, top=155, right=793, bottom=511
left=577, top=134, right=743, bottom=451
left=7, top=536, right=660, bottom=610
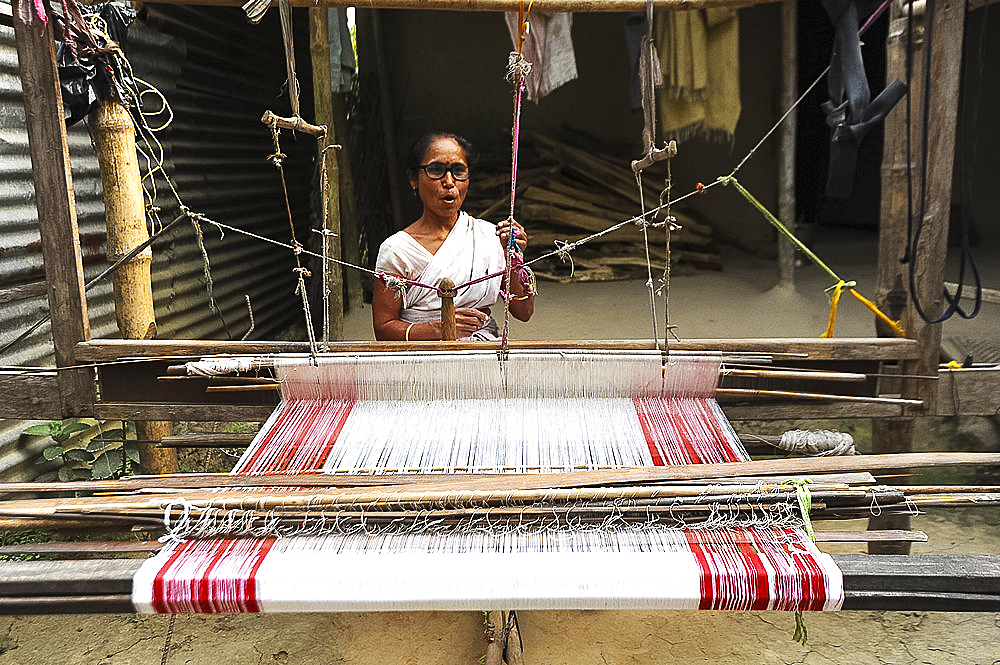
left=260, top=110, right=325, bottom=137
left=717, top=388, right=922, bottom=405
left=723, top=369, right=867, bottom=382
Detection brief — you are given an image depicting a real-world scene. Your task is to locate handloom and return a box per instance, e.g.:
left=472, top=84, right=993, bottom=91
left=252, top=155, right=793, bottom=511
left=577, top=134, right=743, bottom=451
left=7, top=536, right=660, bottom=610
left=131, top=352, right=844, bottom=613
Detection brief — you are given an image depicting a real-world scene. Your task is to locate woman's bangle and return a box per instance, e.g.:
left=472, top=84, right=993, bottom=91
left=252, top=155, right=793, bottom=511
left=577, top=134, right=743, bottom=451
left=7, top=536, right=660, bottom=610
left=404, top=322, right=415, bottom=341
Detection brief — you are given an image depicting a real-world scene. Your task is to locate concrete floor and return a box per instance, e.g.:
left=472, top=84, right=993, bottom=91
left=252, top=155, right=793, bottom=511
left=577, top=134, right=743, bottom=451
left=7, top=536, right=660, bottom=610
left=345, top=227, right=1000, bottom=351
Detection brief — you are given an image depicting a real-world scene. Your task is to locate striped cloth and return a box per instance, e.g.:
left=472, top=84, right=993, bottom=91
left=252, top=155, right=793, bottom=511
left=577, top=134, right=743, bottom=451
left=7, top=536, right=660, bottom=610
left=132, top=353, right=843, bottom=613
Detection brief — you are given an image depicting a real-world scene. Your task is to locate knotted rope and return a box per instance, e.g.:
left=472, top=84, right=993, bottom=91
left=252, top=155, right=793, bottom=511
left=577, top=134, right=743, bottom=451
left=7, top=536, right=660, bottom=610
left=719, top=176, right=905, bottom=338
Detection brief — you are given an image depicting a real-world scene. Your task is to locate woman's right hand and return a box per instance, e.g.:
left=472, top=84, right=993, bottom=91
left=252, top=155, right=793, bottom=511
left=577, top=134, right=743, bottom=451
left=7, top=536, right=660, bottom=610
left=454, top=307, right=489, bottom=338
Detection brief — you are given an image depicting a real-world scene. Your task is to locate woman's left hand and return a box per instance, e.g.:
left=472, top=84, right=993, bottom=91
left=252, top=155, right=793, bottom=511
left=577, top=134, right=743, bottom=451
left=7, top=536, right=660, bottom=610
left=497, top=219, right=528, bottom=254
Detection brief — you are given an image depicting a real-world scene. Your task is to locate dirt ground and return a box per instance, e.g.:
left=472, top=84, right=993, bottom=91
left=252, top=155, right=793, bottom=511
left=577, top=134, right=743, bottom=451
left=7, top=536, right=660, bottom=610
left=1, top=230, right=998, bottom=664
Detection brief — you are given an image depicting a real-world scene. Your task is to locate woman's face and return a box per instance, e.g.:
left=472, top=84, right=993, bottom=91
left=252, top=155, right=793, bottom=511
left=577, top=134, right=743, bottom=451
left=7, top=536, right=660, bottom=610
left=412, top=137, right=469, bottom=220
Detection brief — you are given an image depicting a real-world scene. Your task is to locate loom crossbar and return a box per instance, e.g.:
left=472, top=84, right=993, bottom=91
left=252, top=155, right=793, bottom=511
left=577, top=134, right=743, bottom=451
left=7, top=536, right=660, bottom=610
left=2, top=556, right=999, bottom=614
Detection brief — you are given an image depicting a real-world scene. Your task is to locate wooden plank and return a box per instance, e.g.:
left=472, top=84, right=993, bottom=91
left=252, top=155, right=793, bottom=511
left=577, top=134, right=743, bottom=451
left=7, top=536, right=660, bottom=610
left=725, top=401, right=907, bottom=420
left=0, top=559, right=139, bottom=596
left=95, top=403, right=274, bottom=422
left=0, top=595, right=135, bottom=615
left=12, top=0, right=95, bottom=418
left=943, top=282, right=1000, bottom=305
left=841, top=590, right=1000, bottom=612
left=0, top=471, right=878, bottom=496
left=159, top=432, right=256, bottom=448
left=0, top=281, right=47, bottom=304
left=0, top=373, right=63, bottom=420
left=835, top=554, right=1000, bottom=595
left=103, top=392, right=918, bottom=425
left=815, top=530, right=926, bottom=543
left=331, top=92, right=363, bottom=313
left=75, top=338, right=920, bottom=361
left=934, top=367, right=1000, bottom=416
left=0, top=541, right=158, bottom=555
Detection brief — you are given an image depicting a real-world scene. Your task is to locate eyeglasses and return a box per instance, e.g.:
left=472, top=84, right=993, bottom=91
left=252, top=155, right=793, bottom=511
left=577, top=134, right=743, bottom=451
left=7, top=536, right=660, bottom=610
left=417, top=162, right=470, bottom=181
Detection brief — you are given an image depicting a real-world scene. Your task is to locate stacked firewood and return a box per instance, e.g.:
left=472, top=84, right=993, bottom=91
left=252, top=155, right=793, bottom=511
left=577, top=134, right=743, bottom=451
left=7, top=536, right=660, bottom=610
left=465, top=133, right=721, bottom=282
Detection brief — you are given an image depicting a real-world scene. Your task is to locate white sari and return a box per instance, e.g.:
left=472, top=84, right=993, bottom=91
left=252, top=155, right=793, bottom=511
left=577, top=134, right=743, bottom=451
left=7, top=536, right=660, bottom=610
left=375, top=212, right=506, bottom=330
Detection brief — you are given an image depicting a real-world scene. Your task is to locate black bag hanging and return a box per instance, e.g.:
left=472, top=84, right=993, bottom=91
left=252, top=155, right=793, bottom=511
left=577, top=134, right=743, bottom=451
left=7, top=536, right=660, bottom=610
left=821, top=0, right=907, bottom=199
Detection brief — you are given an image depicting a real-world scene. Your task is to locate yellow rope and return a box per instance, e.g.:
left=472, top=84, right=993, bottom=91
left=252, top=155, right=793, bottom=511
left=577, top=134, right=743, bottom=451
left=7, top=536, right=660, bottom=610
left=849, top=288, right=905, bottom=337
left=719, top=176, right=905, bottom=338
left=821, top=281, right=846, bottom=338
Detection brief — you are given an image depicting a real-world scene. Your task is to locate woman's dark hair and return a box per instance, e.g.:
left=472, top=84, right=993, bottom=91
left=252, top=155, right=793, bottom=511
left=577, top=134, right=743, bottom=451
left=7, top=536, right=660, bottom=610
left=405, top=132, right=475, bottom=180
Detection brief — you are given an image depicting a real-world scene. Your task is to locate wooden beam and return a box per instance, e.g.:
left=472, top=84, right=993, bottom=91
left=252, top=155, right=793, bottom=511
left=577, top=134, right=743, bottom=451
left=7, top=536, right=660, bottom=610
left=332, top=91, right=364, bottom=312
left=12, top=0, right=96, bottom=417
left=74, top=337, right=921, bottom=361
left=310, top=7, right=345, bottom=341
left=94, top=403, right=274, bottom=422
left=835, top=554, right=1000, bottom=595
left=876, top=0, right=966, bottom=413
left=934, top=367, right=1000, bottom=416
left=0, top=281, right=47, bottom=304
left=0, top=373, right=63, bottom=420
left=724, top=400, right=908, bottom=420
left=129, top=0, right=778, bottom=11
left=159, top=432, right=256, bottom=448
left=776, top=0, right=796, bottom=287
left=1, top=556, right=999, bottom=614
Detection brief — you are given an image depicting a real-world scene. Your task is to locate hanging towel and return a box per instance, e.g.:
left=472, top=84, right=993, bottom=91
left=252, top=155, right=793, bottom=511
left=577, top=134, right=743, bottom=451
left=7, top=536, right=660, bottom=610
left=655, top=8, right=741, bottom=142
left=327, top=7, right=356, bottom=93
left=504, top=12, right=578, bottom=102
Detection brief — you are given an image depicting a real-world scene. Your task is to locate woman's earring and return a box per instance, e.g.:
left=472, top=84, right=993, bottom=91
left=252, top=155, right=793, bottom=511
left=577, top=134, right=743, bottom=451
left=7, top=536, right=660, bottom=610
left=412, top=188, right=418, bottom=196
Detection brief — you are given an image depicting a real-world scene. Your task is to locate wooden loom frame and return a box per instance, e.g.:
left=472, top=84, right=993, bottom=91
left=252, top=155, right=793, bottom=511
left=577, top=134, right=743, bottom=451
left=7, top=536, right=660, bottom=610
left=3, top=0, right=1000, bottom=617
left=5, top=0, right=999, bottom=424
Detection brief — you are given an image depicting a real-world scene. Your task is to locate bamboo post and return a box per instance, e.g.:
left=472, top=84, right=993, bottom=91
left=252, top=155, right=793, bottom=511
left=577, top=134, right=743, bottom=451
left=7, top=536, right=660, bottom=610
left=12, top=0, right=96, bottom=417
left=439, top=278, right=457, bottom=341
left=310, top=7, right=345, bottom=341
left=88, top=101, right=177, bottom=475
left=776, top=0, right=797, bottom=287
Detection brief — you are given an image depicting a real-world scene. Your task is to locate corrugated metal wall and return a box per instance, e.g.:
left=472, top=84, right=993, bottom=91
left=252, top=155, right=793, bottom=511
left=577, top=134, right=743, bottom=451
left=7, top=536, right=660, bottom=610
left=0, top=2, right=316, bottom=479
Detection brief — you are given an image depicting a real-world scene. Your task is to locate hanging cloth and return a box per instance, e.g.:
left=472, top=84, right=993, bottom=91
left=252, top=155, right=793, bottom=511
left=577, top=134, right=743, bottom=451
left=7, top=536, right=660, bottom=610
left=327, top=8, right=356, bottom=93
left=821, top=0, right=907, bottom=198
left=655, top=8, right=741, bottom=142
left=504, top=11, right=578, bottom=102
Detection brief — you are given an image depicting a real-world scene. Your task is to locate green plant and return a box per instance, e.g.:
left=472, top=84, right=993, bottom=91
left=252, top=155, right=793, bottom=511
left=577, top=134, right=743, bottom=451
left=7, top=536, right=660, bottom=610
left=0, top=623, right=17, bottom=654
left=28, top=420, right=140, bottom=480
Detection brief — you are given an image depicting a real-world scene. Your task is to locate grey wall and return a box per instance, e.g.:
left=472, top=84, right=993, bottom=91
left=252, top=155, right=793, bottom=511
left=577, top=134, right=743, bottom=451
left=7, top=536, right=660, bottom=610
left=0, top=4, right=316, bottom=480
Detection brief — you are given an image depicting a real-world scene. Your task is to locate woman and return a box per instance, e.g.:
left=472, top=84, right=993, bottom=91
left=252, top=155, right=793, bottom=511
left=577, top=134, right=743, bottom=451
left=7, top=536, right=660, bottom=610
left=372, top=132, right=534, bottom=341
